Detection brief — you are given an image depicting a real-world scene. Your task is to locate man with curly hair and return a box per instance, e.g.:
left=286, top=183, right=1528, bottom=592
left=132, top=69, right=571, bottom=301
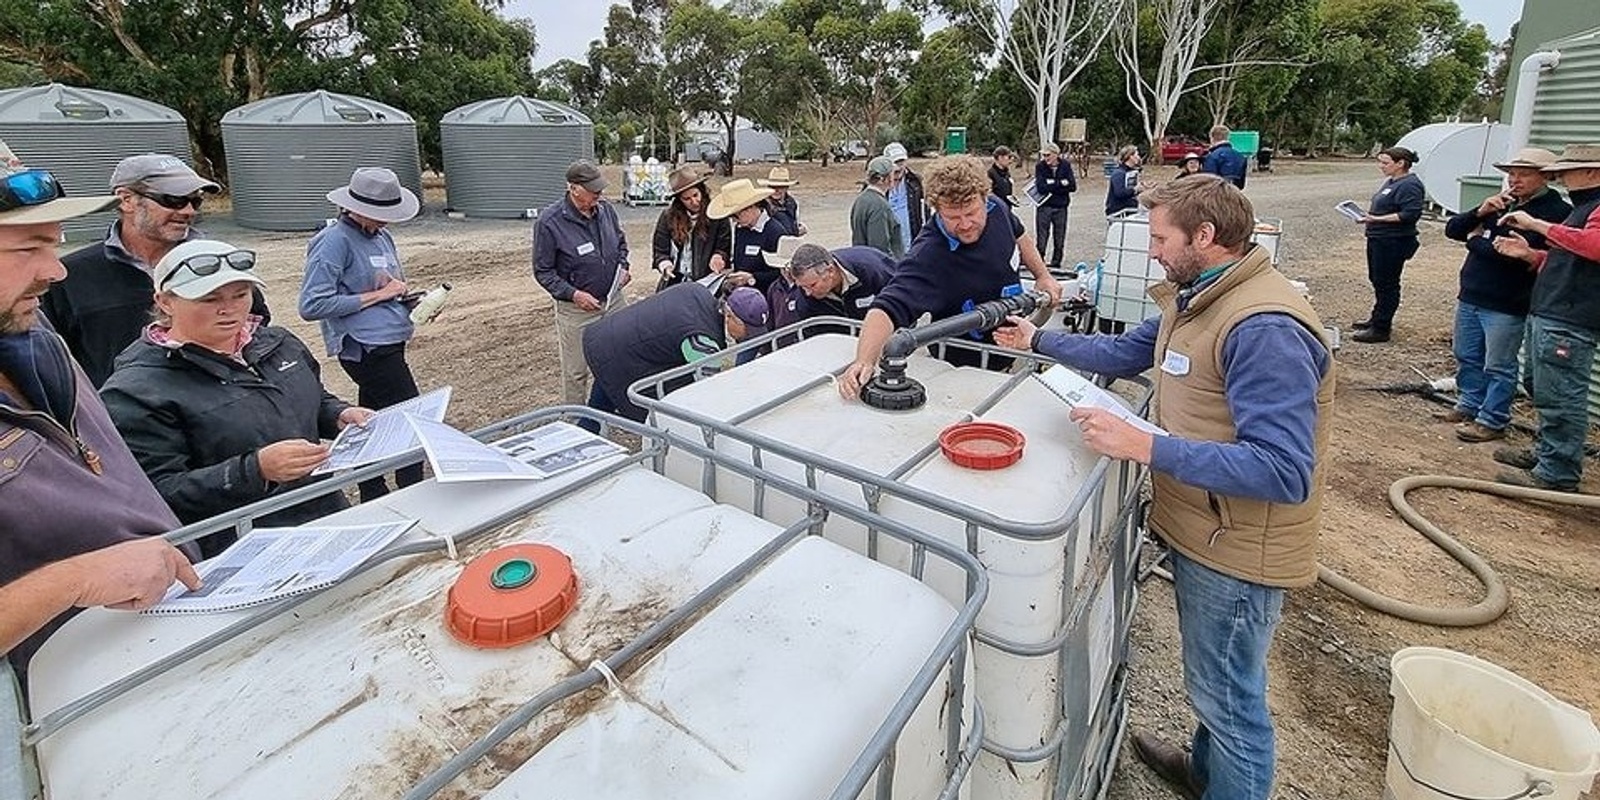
left=839, top=156, right=1061, bottom=396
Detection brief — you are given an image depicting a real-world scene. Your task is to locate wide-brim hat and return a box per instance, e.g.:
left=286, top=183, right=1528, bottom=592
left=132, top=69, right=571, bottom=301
left=1541, top=143, right=1600, bottom=173
left=764, top=235, right=809, bottom=271
left=757, top=166, right=798, bottom=187
left=1177, top=151, right=1204, bottom=165
left=326, top=167, right=420, bottom=223
left=1494, top=147, right=1559, bottom=172
left=153, top=239, right=267, bottom=300
left=668, top=166, right=709, bottom=196
left=706, top=178, right=774, bottom=220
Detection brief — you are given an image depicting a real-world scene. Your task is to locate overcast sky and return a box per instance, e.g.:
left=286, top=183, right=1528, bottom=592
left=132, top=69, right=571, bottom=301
left=506, top=0, right=1525, bottom=68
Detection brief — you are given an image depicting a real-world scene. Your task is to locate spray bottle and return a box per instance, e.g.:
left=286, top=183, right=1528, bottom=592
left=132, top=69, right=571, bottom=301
left=409, top=283, right=453, bottom=325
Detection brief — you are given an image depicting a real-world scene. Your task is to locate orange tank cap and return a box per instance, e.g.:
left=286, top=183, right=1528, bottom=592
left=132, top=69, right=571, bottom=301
left=446, top=543, right=579, bottom=649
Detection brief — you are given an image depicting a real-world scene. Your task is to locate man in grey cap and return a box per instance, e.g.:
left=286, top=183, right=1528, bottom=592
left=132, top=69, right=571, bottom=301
left=850, top=156, right=904, bottom=258
left=45, top=153, right=266, bottom=387
left=533, top=159, right=631, bottom=404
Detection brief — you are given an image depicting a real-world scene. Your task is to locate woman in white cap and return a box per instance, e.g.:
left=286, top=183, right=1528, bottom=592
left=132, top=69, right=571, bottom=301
left=707, top=178, right=784, bottom=293
left=297, top=166, right=422, bottom=501
left=103, top=240, right=374, bottom=558
left=651, top=166, right=730, bottom=291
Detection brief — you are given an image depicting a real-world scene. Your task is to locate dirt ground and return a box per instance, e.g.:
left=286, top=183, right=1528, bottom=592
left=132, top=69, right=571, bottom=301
left=176, top=157, right=1600, bottom=798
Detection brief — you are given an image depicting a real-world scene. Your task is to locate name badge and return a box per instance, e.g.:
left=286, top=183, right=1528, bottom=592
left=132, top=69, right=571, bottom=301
left=1380, top=188, right=1392, bottom=196
left=576, top=242, right=596, bottom=256
left=854, top=295, right=875, bottom=309
left=1160, top=350, right=1191, bottom=376
left=744, top=245, right=761, bottom=256
left=368, top=255, right=388, bottom=269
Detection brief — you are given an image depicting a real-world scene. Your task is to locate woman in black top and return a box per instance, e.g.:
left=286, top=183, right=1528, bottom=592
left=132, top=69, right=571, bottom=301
left=1353, top=146, right=1426, bottom=342
left=651, top=167, right=731, bottom=290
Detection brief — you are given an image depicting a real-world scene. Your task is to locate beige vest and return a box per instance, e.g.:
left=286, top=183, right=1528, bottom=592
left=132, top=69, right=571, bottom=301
left=1146, top=246, right=1335, bottom=588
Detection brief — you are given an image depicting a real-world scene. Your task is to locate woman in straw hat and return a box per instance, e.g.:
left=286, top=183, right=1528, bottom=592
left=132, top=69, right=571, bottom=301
left=651, top=166, right=731, bottom=291
left=707, top=178, right=784, bottom=293
left=758, top=166, right=807, bottom=236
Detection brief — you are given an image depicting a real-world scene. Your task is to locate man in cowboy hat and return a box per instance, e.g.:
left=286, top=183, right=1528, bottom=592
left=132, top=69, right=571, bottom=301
left=707, top=178, right=783, bottom=293
left=45, top=152, right=269, bottom=387
left=882, top=142, right=925, bottom=252
left=1438, top=147, right=1570, bottom=445
left=299, top=166, right=425, bottom=501
left=1495, top=143, right=1600, bottom=492
left=534, top=159, right=632, bottom=406
left=850, top=156, right=904, bottom=258
left=0, top=156, right=198, bottom=675
left=758, top=166, right=806, bottom=237
left=651, top=165, right=729, bottom=290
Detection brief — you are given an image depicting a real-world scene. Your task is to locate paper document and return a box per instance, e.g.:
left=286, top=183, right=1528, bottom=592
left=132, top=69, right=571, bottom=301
left=490, top=421, right=628, bottom=479
left=1035, top=365, right=1167, bottom=437
left=146, top=521, right=415, bottom=614
left=604, top=265, right=630, bottom=310
left=314, top=386, right=452, bottom=475
left=1335, top=200, right=1366, bottom=221
left=407, top=414, right=542, bottom=482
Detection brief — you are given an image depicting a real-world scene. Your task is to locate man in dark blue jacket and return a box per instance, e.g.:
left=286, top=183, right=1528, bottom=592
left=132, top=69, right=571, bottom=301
left=1203, top=125, right=1248, bottom=189
left=1034, top=144, right=1077, bottom=270
left=785, top=243, right=896, bottom=321
left=1106, top=146, right=1142, bottom=216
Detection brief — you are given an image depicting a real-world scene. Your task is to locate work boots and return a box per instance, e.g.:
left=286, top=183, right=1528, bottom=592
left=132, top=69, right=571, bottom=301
left=1131, top=731, right=1206, bottom=800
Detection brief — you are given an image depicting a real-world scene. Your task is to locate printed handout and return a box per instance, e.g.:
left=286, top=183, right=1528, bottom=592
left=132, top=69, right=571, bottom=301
left=491, top=421, right=628, bottom=479
left=1035, top=364, right=1168, bottom=437
left=313, top=386, right=452, bottom=475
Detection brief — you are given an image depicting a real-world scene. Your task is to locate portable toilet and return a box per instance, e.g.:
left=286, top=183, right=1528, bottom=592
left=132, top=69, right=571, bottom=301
left=440, top=96, right=593, bottom=219
left=0, top=84, right=192, bottom=239
left=944, top=126, right=968, bottom=155
left=222, top=90, right=422, bottom=231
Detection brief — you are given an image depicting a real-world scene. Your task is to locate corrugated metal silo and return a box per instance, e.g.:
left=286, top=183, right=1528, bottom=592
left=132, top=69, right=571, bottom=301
left=222, top=90, right=422, bottom=231
left=0, top=84, right=192, bottom=239
left=440, top=96, right=593, bottom=218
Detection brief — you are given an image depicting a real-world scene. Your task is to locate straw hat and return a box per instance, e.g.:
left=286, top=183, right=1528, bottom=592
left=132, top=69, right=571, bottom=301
left=764, top=235, right=809, bottom=271
left=1541, top=143, right=1600, bottom=173
left=706, top=178, right=774, bottom=219
left=758, top=166, right=798, bottom=188
left=326, top=167, right=419, bottom=223
left=1493, top=147, right=1559, bottom=172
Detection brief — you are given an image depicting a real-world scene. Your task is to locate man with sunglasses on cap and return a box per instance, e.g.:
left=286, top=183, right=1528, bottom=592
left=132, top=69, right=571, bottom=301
left=45, top=153, right=269, bottom=387
left=0, top=159, right=197, bottom=676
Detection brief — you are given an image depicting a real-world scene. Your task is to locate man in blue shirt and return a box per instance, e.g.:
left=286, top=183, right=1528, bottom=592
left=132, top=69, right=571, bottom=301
left=838, top=156, right=1061, bottom=397
left=1202, top=125, right=1248, bottom=189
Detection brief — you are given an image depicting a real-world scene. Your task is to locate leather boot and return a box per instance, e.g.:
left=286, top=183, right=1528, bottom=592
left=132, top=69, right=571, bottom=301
left=1131, top=731, right=1205, bottom=800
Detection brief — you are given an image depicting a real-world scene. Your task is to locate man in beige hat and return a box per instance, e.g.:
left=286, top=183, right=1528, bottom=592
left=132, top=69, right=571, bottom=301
left=758, top=166, right=806, bottom=236
left=651, top=166, right=729, bottom=290
left=46, top=152, right=264, bottom=387
left=707, top=178, right=783, bottom=293
left=0, top=157, right=198, bottom=674
left=1494, top=143, right=1600, bottom=492
left=1436, top=146, right=1571, bottom=445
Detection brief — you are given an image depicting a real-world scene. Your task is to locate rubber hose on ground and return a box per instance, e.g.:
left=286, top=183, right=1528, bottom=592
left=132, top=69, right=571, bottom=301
left=1318, top=474, right=1600, bottom=627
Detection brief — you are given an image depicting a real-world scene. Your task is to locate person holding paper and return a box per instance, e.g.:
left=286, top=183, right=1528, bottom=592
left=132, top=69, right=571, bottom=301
left=2, top=538, right=200, bottom=655
left=707, top=178, right=785, bottom=292
left=650, top=166, right=730, bottom=290
left=994, top=175, right=1333, bottom=800
left=103, top=240, right=375, bottom=558
left=534, top=160, right=632, bottom=405
left=1350, top=146, right=1425, bottom=343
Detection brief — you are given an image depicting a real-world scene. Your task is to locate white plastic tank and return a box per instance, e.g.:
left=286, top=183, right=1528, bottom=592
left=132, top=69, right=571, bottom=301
left=647, top=333, right=1142, bottom=800
left=1394, top=121, right=1511, bottom=215
left=1099, top=210, right=1283, bottom=324
left=28, top=464, right=974, bottom=800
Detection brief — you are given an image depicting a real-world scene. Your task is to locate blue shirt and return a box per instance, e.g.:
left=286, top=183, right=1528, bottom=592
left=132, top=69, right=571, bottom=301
left=872, top=197, right=1024, bottom=329
left=1035, top=313, right=1329, bottom=505
left=299, top=215, right=414, bottom=360
left=887, top=182, right=913, bottom=252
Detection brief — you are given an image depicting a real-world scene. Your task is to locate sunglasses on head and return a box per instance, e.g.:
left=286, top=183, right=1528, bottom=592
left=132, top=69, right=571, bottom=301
left=134, top=189, right=203, bottom=211
left=0, top=169, right=66, bottom=213
left=159, top=249, right=256, bottom=291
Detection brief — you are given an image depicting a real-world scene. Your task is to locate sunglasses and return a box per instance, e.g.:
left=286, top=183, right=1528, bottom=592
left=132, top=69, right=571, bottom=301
left=134, top=189, right=204, bottom=211
left=159, top=249, right=257, bottom=291
left=0, top=169, right=66, bottom=213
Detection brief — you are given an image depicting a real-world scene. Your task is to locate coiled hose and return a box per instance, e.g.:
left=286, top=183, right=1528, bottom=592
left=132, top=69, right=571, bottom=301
left=1318, top=474, right=1600, bottom=627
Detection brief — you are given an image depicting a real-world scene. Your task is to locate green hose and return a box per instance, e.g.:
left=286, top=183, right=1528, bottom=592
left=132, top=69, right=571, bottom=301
left=1319, top=475, right=1600, bottom=627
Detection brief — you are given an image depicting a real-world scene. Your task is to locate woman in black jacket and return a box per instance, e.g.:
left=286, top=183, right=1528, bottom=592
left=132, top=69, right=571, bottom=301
left=651, top=166, right=731, bottom=290
left=1353, top=146, right=1427, bottom=343
left=101, top=239, right=373, bottom=558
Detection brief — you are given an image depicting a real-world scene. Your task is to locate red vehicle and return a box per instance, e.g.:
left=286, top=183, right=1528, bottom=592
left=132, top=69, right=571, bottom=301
left=1159, top=135, right=1208, bottom=163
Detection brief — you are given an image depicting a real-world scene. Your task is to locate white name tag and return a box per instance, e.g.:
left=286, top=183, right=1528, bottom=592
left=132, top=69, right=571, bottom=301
left=1380, top=188, right=1392, bottom=196
left=744, top=245, right=761, bottom=256
left=576, top=242, right=596, bottom=256
left=854, top=295, right=875, bottom=309
left=368, top=255, right=388, bottom=269
left=1160, top=350, right=1191, bottom=376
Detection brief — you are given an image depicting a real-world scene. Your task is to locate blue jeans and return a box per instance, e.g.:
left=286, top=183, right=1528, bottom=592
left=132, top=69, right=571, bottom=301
left=1452, top=302, right=1526, bottom=430
left=1527, top=315, right=1597, bottom=488
left=1171, top=548, right=1285, bottom=800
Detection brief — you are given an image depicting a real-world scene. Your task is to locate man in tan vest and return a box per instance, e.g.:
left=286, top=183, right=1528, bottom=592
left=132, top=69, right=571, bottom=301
left=995, top=174, right=1334, bottom=800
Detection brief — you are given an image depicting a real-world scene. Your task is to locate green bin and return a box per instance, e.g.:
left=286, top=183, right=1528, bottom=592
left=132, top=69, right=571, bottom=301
left=1228, top=130, right=1260, bottom=156
left=944, top=126, right=968, bottom=155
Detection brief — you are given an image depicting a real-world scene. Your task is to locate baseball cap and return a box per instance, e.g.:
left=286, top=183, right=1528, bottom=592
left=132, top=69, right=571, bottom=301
left=153, top=239, right=267, bottom=300
left=883, top=142, right=909, bottom=162
left=0, top=145, right=116, bottom=226
left=866, top=156, right=895, bottom=179
left=725, top=286, right=770, bottom=336
left=565, top=160, right=608, bottom=193
left=110, top=154, right=221, bottom=195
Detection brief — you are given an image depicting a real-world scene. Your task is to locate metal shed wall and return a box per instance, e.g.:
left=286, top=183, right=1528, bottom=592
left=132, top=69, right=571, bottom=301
left=222, top=90, right=421, bottom=231
left=0, top=84, right=191, bottom=240
left=439, top=96, right=593, bottom=219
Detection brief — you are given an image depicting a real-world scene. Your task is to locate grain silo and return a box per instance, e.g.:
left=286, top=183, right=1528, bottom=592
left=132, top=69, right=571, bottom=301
left=0, top=84, right=192, bottom=239
left=440, top=96, right=593, bottom=218
left=221, top=90, right=421, bottom=231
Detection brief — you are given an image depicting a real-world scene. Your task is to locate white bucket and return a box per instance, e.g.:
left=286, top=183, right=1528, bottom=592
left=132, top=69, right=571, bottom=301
left=1385, top=647, right=1600, bottom=800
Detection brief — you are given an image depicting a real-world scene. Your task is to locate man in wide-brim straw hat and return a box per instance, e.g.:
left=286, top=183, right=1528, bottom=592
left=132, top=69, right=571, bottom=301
left=299, top=166, right=426, bottom=501
left=1494, top=142, right=1600, bottom=492
left=1435, top=146, right=1570, bottom=448
left=651, top=166, right=729, bottom=290
left=707, top=178, right=783, bottom=293
left=757, top=165, right=806, bottom=236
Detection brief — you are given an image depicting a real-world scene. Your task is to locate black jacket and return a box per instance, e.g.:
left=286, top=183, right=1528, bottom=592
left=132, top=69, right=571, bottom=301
left=1034, top=159, right=1078, bottom=207
left=48, top=229, right=272, bottom=388
left=99, top=326, right=351, bottom=535
left=583, top=283, right=726, bottom=422
left=1444, top=187, right=1571, bottom=317
left=1530, top=188, right=1600, bottom=330
left=651, top=207, right=732, bottom=286
left=901, top=167, right=928, bottom=239
left=989, top=162, right=1016, bottom=206
left=764, top=194, right=802, bottom=236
